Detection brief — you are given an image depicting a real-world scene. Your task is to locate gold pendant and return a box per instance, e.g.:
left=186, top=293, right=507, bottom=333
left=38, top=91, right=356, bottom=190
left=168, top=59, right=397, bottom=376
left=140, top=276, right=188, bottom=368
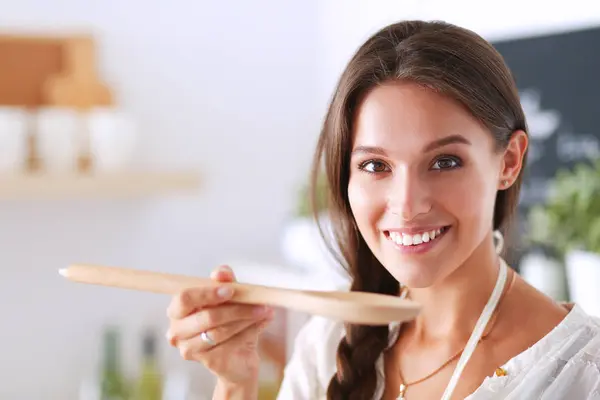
left=396, top=383, right=407, bottom=400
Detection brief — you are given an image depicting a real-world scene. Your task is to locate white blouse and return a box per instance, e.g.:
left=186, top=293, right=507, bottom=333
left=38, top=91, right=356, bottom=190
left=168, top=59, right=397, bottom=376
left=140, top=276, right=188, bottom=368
left=277, top=304, right=600, bottom=399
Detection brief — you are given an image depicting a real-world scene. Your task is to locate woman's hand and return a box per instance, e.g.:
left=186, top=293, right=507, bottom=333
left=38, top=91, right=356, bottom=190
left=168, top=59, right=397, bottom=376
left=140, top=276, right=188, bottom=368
left=166, top=265, right=274, bottom=386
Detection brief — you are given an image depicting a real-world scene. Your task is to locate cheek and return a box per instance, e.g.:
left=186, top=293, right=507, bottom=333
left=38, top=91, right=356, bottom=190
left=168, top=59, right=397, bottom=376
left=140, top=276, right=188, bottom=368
left=440, top=169, right=498, bottom=232
left=347, top=177, right=386, bottom=234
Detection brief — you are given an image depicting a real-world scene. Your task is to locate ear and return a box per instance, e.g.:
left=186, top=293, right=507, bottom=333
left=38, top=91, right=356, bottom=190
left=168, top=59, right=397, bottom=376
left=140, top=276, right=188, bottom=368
left=499, top=130, right=528, bottom=190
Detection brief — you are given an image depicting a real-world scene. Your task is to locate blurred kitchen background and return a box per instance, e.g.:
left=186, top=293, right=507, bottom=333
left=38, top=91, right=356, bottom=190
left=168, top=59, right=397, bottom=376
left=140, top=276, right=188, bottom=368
left=0, top=1, right=598, bottom=399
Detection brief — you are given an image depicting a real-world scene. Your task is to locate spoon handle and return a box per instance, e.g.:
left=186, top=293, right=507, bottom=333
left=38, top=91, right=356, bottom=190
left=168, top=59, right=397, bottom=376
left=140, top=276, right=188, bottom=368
left=60, top=263, right=420, bottom=325
left=60, top=263, right=299, bottom=305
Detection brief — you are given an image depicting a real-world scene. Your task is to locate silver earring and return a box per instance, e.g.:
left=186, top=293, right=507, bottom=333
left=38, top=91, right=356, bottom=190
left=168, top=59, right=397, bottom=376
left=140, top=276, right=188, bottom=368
left=493, top=230, right=504, bottom=254
left=502, top=180, right=509, bottom=188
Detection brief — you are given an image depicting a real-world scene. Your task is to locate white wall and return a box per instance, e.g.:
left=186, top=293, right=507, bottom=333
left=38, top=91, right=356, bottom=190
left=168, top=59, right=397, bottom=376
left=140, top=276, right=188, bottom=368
left=0, top=1, right=321, bottom=398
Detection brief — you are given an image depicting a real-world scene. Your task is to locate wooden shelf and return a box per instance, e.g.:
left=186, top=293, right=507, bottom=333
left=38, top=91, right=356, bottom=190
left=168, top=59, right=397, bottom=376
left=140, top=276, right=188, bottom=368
left=0, top=171, right=201, bottom=199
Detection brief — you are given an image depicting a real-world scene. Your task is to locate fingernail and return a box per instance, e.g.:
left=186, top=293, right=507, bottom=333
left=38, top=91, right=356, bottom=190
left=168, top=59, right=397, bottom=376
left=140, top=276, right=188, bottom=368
left=217, top=286, right=233, bottom=298
left=165, top=331, right=175, bottom=345
left=217, top=265, right=232, bottom=273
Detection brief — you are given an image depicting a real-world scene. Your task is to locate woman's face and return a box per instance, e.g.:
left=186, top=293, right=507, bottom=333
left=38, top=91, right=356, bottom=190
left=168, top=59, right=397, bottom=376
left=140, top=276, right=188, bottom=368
left=348, top=81, right=526, bottom=288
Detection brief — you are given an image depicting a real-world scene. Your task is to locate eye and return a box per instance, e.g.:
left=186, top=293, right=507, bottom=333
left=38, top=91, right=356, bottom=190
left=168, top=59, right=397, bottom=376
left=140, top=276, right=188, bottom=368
left=358, top=160, right=390, bottom=174
left=431, top=156, right=462, bottom=170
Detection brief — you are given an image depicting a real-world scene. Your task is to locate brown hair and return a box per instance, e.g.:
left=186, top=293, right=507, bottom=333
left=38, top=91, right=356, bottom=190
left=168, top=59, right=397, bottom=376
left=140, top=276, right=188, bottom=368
left=309, top=20, right=528, bottom=399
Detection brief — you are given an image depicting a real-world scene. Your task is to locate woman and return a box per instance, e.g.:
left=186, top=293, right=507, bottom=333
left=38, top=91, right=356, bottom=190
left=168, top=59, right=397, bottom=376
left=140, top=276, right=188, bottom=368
left=166, top=20, right=600, bottom=399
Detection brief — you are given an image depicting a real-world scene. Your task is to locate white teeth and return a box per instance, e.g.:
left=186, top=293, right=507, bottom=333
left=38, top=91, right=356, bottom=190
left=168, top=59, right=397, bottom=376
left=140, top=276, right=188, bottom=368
left=388, top=228, right=446, bottom=247
left=412, top=234, right=423, bottom=245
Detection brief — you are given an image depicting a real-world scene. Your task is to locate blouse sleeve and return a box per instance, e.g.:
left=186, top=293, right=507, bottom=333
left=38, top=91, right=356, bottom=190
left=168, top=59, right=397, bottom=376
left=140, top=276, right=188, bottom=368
left=276, top=316, right=343, bottom=399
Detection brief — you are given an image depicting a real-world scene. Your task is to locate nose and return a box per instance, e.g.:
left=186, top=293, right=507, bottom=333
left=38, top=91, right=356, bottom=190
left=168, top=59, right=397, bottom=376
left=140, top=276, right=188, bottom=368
left=387, top=171, right=432, bottom=220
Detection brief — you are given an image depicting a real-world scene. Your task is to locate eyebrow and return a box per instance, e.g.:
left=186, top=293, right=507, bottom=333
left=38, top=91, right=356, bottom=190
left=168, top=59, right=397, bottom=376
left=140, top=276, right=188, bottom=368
left=351, top=134, right=471, bottom=156
left=424, top=135, right=471, bottom=152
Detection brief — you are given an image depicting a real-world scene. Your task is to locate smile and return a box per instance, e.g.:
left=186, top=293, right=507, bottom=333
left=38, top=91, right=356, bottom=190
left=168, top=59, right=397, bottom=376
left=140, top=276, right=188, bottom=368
left=384, top=226, right=451, bottom=253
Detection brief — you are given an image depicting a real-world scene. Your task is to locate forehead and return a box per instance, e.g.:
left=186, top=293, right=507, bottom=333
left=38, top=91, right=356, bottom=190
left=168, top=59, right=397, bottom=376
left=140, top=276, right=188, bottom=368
left=353, top=81, right=490, bottom=149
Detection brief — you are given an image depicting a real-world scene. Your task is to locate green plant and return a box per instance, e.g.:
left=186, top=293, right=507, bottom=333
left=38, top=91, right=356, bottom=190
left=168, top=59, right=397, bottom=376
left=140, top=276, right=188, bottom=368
left=295, top=170, right=329, bottom=218
left=527, top=158, right=600, bottom=256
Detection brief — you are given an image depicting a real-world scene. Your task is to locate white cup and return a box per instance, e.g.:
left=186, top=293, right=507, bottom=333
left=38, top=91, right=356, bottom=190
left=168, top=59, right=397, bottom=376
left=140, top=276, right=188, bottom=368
left=87, top=108, right=137, bottom=172
left=0, top=107, right=29, bottom=173
left=35, top=107, right=83, bottom=172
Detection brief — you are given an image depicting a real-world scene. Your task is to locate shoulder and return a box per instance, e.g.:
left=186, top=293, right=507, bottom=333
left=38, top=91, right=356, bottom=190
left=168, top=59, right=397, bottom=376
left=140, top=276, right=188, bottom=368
left=479, top=305, right=600, bottom=398
left=527, top=306, right=600, bottom=394
left=468, top=305, right=600, bottom=399
left=556, top=305, right=600, bottom=361
left=524, top=304, right=600, bottom=370
left=563, top=307, right=600, bottom=368
left=504, top=279, right=600, bottom=370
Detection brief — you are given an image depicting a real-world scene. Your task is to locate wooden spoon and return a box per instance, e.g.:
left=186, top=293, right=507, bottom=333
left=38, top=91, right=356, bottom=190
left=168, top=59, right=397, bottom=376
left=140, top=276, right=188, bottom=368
left=60, top=264, right=420, bottom=325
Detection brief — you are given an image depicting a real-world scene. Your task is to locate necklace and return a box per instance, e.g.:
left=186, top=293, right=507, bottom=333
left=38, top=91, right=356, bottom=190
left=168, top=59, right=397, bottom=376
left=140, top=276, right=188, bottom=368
left=396, top=260, right=515, bottom=400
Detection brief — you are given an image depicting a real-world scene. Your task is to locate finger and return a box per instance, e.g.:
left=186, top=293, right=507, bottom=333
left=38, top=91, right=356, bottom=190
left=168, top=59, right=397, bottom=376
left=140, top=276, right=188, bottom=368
left=176, top=318, right=259, bottom=353
left=167, top=284, right=235, bottom=319
left=210, top=265, right=236, bottom=282
left=168, top=304, right=272, bottom=343
left=256, top=317, right=272, bottom=334
left=178, top=317, right=274, bottom=364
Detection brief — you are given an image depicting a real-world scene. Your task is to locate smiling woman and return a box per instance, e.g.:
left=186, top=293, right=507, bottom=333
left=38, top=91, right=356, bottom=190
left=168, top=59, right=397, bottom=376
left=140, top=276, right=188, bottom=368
left=275, top=20, right=600, bottom=400
left=165, top=20, right=600, bottom=400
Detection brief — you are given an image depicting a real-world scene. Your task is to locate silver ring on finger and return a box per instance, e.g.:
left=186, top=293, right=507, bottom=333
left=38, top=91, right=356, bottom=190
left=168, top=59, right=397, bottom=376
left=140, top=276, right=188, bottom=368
left=200, top=330, right=216, bottom=347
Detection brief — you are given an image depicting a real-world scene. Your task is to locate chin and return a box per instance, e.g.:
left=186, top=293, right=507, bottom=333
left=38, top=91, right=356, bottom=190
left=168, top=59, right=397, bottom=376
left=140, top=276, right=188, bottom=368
left=387, top=260, right=443, bottom=289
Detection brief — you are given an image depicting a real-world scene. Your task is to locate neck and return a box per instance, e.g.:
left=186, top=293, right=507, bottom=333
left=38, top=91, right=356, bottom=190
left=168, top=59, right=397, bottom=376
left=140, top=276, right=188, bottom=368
left=406, top=231, right=502, bottom=342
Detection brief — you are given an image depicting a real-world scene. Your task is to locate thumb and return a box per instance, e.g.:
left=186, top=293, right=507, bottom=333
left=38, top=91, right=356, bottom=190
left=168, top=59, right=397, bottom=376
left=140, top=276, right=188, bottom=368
left=210, top=265, right=236, bottom=283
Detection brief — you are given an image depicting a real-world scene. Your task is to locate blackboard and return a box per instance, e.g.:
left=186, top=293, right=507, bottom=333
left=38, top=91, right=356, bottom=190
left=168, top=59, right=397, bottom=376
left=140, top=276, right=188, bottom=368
left=491, top=26, right=600, bottom=263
